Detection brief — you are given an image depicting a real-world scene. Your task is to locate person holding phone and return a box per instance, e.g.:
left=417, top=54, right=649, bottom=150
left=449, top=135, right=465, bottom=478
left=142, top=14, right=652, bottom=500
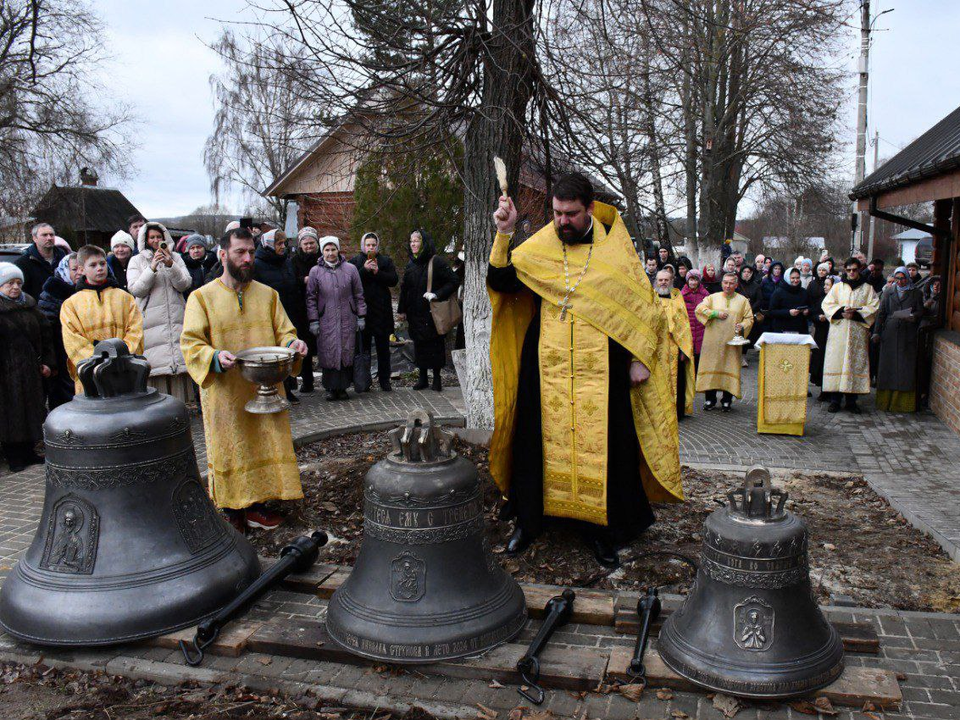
left=767, top=267, right=811, bottom=333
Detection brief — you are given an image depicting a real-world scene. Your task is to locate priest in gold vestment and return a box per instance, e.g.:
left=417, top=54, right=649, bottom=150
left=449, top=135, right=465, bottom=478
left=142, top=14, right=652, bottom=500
left=654, top=270, right=695, bottom=419
left=821, top=257, right=879, bottom=414
left=487, top=173, right=682, bottom=569
left=181, top=227, right=308, bottom=534
left=695, top=273, right=754, bottom=411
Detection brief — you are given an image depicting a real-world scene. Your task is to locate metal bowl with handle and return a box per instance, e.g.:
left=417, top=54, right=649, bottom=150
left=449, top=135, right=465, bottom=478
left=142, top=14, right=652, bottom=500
left=235, top=346, right=296, bottom=414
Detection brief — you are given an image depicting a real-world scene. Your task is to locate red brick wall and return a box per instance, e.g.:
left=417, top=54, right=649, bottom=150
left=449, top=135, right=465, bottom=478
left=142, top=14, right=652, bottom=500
left=930, top=333, right=960, bottom=436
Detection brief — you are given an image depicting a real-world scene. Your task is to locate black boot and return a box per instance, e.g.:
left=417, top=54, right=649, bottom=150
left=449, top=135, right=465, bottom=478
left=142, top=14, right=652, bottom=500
left=588, top=533, right=620, bottom=569
left=845, top=396, right=862, bottom=414
left=506, top=526, right=532, bottom=556
left=413, top=368, right=429, bottom=391
left=432, top=370, right=442, bottom=392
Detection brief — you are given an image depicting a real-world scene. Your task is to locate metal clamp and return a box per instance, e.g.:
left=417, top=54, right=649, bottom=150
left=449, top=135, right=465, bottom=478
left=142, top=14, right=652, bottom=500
left=627, top=587, right=662, bottom=686
left=515, top=589, right=575, bottom=705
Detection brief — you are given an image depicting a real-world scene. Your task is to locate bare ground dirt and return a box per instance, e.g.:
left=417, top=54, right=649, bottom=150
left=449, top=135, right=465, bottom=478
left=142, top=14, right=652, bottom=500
left=245, top=431, right=960, bottom=614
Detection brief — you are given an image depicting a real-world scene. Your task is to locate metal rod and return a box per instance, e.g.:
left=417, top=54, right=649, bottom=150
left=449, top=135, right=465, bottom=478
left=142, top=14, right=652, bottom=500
left=516, top=589, right=575, bottom=705
left=180, top=531, right=327, bottom=666
left=628, top=587, right=662, bottom=685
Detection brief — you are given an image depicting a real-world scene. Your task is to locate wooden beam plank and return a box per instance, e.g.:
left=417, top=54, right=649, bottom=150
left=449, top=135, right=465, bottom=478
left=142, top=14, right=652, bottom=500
left=606, top=647, right=900, bottom=709
left=613, top=597, right=879, bottom=654
left=145, top=620, right=263, bottom=658
left=247, top=619, right=608, bottom=692
left=523, top=585, right=615, bottom=626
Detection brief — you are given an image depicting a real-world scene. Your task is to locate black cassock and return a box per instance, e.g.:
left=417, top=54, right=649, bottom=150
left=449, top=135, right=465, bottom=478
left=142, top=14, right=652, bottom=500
left=487, top=261, right=655, bottom=547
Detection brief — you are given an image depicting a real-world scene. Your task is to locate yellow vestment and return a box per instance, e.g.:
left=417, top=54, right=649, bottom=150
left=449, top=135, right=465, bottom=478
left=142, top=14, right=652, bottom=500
left=657, top=289, right=696, bottom=416
left=820, top=281, right=878, bottom=394
left=488, top=202, right=682, bottom=527
left=60, top=286, right=144, bottom=392
left=181, top=280, right=304, bottom=509
left=694, top=292, right=754, bottom=397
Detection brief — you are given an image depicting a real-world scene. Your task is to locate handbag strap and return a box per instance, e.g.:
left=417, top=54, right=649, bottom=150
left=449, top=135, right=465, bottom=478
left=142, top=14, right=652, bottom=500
left=427, top=256, right=435, bottom=294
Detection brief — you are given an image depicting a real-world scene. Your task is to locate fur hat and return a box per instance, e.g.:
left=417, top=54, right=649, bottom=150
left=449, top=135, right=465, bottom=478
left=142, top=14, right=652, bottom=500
left=0, top=262, right=24, bottom=287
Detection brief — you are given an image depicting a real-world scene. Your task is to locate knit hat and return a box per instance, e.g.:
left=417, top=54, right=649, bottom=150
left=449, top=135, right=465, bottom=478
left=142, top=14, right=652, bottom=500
left=0, top=262, right=24, bottom=287
left=319, top=236, right=340, bottom=251
left=298, top=227, right=319, bottom=242
left=184, top=234, right=206, bottom=251
left=110, top=230, right=135, bottom=251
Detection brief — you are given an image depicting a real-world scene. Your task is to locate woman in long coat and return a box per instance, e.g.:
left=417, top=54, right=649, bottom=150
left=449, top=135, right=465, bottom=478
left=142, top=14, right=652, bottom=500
left=809, top=275, right=834, bottom=397
left=681, top=270, right=709, bottom=369
left=38, top=253, right=78, bottom=409
left=306, top=237, right=366, bottom=401
left=349, top=231, right=399, bottom=391
left=0, top=263, right=55, bottom=472
left=127, top=222, right=194, bottom=402
left=397, top=229, right=460, bottom=391
left=873, top=267, right=925, bottom=412
left=767, top=267, right=811, bottom=333
left=290, top=228, right=321, bottom=393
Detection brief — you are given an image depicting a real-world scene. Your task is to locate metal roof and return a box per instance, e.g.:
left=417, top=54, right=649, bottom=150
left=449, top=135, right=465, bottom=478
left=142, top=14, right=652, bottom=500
left=850, top=104, right=960, bottom=200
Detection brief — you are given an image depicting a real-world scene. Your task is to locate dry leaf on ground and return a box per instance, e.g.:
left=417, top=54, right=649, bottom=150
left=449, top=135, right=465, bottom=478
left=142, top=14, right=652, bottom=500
left=618, top=683, right=645, bottom=702
left=476, top=702, right=498, bottom=720
left=656, top=688, right=674, bottom=701
left=712, top=693, right=742, bottom=718
left=671, top=711, right=689, bottom=719
left=526, top=711, right=556, bottom=720
left=488, top=679, right=504, bottom=689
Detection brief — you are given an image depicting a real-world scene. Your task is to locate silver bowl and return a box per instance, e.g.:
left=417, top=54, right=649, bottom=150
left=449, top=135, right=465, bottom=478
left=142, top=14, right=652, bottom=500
left=235, top=346, right=296, bottom=414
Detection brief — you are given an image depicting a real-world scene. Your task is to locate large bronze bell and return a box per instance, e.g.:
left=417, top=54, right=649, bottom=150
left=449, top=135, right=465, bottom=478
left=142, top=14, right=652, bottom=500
left=0, top=339, right=261, bottom=646
left=657, top=467, right=844, bottom=699
left=326, top=411, right=527, bottom=662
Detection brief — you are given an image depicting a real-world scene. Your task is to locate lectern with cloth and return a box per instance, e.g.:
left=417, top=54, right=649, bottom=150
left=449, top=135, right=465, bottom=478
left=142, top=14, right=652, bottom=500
left=755, top=332, right=818, bottom=436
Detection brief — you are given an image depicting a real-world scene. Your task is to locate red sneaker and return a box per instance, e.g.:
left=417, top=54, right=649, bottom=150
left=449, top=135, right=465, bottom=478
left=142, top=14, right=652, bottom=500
left=246, top=507, right=283, bottom=530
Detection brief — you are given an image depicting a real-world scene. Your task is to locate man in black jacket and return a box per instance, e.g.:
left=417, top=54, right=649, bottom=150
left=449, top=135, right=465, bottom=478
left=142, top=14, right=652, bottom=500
left=15, top=223, right=67, bottom=300
left=349, top=232, right=399, bottom=391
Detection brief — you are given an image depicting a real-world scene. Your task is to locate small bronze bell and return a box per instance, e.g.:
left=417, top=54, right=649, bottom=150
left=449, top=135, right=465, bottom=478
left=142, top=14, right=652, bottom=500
left=657, top=467, right=843, bottom=699
left=326, top=411, right=527, bottom=662
left=0, top=339, right=261, bottom=646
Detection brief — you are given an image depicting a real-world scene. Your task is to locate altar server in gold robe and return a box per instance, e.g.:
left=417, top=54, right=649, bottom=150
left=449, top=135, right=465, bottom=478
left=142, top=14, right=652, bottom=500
left=654, top=270, right=695, bottom=419
left=695, top=272, right=754, bottom=411
left=821, top=257, right=879, bottom=414
left=181, top=226, right=308, bottom=534
left=487, top=173, right=682, bottom=569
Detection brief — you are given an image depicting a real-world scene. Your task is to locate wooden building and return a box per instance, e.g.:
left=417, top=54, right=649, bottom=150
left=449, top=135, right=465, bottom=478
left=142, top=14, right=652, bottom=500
left=850, top=103, right=960, bottom=432
left=32, top=169, right=143, bottom=249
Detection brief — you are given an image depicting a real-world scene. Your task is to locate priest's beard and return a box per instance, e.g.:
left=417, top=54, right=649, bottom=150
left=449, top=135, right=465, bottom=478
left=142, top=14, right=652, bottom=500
left=657, top=287, right=672, bottom=297
left=556, top=217, right=592, bottom=244
left=225, top=256, right=254, bottom=284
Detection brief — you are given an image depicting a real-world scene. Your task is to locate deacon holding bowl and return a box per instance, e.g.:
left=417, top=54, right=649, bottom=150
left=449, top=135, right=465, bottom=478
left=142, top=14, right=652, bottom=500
left=181, top=226, right=308, bottom=534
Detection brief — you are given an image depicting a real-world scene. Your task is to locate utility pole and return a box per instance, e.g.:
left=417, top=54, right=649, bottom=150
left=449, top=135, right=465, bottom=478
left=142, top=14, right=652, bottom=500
left=867, top=130, right=879, bottom=260
left=853, top=0, right=871, bottom=254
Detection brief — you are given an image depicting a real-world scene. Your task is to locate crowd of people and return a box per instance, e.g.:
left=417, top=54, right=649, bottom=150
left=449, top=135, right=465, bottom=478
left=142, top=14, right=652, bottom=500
left=647, top=246, right=941, bottom=417
left=0, top=218, right=461, bottom=511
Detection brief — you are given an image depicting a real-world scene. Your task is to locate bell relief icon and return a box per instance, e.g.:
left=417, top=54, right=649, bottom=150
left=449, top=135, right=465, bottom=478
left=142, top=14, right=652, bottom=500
left=390, top=552, right=426, bottom=603
left=40, top=495, right=99, bottom=575
left=734, top=596, right=775, bottom=652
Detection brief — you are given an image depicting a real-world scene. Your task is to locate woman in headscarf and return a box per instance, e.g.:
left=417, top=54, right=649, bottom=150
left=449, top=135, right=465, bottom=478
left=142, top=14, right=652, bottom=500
left=290, top=227, right=321, bottom=393
left=674, top=256, right=692, bottom=290
left=38, top=253, right=79, bottom=409
left=799, top=258, right=814, bottom=288
left=397, top=229, right=460, bottom=391
left=0, top=263, right=55, bottom=472
left=306, top=237, right=366, bottom=401
left=349, top=231, right=399, bottom=392
left=254, top=229, right=305, bottom=402
left=810, top=275, right=835, bottom=398
left=701, top=263, right=721, bottom=294
left=767, top=267, right=811, bottom=333
left=736, top=265, right=764, bottom=350
left=872, top=267, right=924, bottom=412
left=127, top=222, right=194, bottom=403
left=681, top=270, right=710, bottom=370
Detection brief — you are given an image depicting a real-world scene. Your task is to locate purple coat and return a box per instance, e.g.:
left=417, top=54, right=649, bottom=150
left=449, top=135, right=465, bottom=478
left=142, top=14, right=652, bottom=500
left=306, top=260, right=366, bottom=370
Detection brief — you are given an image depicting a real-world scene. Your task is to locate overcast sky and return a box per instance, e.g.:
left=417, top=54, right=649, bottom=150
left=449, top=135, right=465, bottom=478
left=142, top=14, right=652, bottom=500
left=91, top=0, right=960, bottom=219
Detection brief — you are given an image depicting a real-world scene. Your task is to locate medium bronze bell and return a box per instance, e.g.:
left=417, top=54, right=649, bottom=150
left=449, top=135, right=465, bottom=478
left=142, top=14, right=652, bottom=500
left=0, top=339, right=261, bottom=646
left=657, top=467, right=844, bottom=699
left=326, top=411, right=527, bottom=662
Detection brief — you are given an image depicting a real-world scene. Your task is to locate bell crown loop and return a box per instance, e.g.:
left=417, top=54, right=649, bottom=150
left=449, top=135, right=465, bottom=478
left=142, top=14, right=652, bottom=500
left=727, top=466, right=788, bottom=522
left=388, top=410, right=454, bottom=464
left=76, top=339, right=151, bottom=399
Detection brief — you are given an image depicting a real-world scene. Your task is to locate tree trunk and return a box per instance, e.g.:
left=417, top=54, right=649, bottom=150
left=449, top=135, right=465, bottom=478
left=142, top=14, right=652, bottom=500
left=460, top=0, right=535, bottom=429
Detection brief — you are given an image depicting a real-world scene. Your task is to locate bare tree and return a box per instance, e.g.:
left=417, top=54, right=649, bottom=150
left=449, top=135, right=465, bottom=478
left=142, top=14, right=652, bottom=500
left=0, top=0, right=132, bottom=219
left=204, top=31, right=316, bottom=226
left=241, top=0, right=544, bottom=428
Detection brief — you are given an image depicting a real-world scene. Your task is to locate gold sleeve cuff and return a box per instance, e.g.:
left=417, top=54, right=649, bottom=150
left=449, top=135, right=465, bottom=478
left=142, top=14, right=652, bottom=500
left=490, top=231, right=513, bottom=268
